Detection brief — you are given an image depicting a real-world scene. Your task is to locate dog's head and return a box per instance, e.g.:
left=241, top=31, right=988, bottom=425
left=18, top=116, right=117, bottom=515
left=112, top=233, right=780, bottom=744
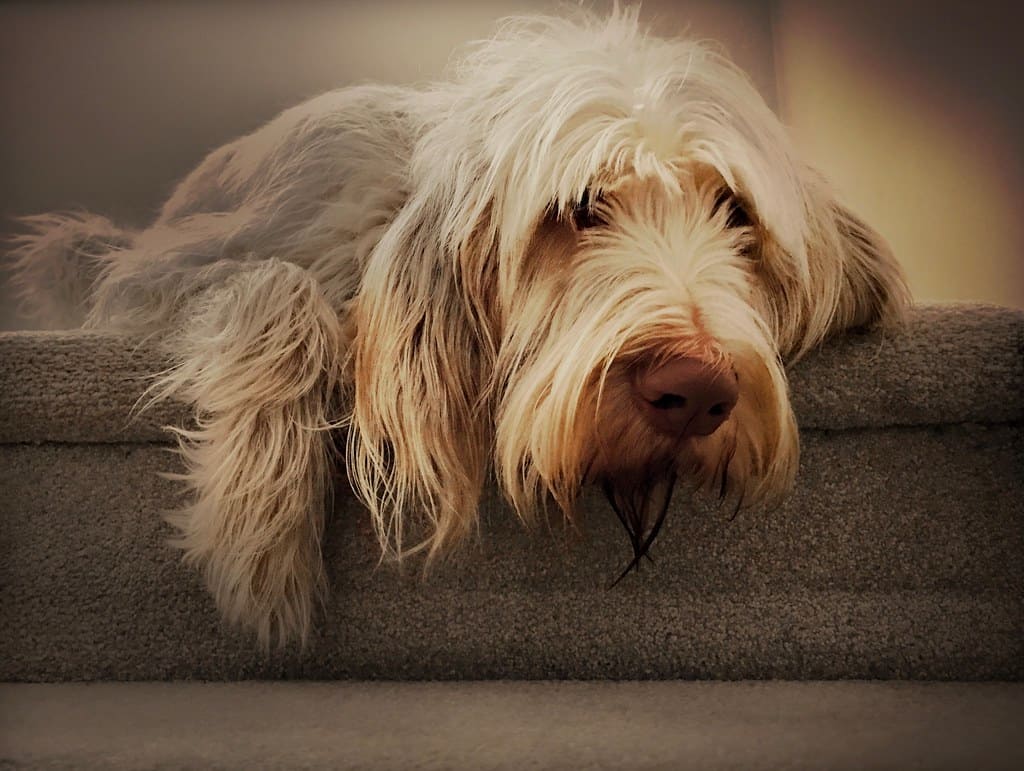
left=350, top=10, right=910, bottom=560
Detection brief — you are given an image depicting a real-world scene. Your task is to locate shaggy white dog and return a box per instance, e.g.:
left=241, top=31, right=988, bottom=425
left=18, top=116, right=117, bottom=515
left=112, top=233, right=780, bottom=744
left=9, top=8, right=910, bottom=648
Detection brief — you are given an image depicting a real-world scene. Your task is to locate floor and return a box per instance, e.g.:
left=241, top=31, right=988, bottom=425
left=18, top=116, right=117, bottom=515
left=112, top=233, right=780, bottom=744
left=2, top=681, right=1022, bottom=770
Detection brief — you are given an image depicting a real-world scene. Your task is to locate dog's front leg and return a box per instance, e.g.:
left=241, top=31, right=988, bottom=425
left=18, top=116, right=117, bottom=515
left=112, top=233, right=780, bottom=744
left=152, top=259, right=349, bottom=649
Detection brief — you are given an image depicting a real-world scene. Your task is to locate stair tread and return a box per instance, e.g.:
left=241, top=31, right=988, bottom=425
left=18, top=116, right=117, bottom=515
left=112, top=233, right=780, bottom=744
left=2, top=681, right=1022, bottom=770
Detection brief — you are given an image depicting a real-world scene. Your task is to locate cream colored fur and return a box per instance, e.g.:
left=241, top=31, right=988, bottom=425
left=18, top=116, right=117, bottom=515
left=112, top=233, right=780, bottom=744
left=7, top=8, right=910, bottom=648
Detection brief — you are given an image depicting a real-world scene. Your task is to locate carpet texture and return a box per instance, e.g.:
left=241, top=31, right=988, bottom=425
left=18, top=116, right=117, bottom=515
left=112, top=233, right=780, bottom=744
left=3, top=682, right=1023, bottom=770
left=0, top=304, right=1021, bottom=681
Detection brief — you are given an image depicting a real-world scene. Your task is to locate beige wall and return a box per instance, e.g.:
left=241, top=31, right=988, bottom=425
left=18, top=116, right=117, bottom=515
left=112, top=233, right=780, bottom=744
left=773, top=1, right=1024, bottom=309
left=1, top=0, right=1020, bottom=330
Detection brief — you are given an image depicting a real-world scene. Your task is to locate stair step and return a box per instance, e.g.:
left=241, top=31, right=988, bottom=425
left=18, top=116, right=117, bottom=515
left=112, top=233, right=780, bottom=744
left=2, top=681, right=1022, bottom=770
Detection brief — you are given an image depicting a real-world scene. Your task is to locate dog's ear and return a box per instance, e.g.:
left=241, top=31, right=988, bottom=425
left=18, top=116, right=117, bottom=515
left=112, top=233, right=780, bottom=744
left=348, top=195, right=495, bottom=560
left=754, top=169, right=911, bottom=360
left=825, top=199, right=911, bottom=332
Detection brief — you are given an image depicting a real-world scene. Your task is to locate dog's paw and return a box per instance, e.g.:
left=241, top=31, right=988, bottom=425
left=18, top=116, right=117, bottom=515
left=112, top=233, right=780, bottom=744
left=165, top=467, right=328, bottom=650
left=148, top=260, right=344, bottom=649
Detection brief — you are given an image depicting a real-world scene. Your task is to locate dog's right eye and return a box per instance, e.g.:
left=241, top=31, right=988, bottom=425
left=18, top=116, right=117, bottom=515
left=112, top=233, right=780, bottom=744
left=571, top=189, right=605, bottom=230
left=714, top=189, right=754, bottom=230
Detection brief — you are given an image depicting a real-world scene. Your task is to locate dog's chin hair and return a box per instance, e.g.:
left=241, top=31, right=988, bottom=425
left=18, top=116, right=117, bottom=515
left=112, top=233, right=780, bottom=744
left=520, top=356, right=797, bottom=581
left=597, top=350, right=797, bottom=580
left=600, top=468, right=677, bottom=584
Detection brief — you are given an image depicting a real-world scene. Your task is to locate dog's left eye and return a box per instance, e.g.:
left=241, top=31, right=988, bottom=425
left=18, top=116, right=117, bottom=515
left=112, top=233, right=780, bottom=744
left=715, top=189, right=753, bottom=230
left=571, top=189, right=605, bottom=230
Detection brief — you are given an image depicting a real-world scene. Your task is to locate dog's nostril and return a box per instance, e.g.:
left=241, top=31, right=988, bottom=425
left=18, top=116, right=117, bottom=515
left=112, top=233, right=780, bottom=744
left=708, top=402, right=728, bottom=416
left=650, top=393, right=686, bottom=410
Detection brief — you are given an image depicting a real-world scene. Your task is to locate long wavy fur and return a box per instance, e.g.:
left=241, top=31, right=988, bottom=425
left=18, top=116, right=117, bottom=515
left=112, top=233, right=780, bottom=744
left=148, top=261, right=348, bottom=649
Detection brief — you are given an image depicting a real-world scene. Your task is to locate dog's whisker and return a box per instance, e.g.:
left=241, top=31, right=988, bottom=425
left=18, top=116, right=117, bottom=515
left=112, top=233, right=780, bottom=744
left=636, top=472, right=676, bottom=564
left=718, top=444, right=734, bottom=502
left=728, top=490, right=746, bottom=523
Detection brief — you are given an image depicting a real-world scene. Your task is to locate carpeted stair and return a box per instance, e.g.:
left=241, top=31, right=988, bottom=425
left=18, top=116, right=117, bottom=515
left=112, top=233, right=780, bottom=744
left=1, top=303, right=1022, bottom=768
left=3, top=681, right=1023, bottom=770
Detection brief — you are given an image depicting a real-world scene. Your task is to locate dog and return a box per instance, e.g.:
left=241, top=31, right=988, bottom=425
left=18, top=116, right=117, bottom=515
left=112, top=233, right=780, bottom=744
left=8, top=8, right=910, bottom=648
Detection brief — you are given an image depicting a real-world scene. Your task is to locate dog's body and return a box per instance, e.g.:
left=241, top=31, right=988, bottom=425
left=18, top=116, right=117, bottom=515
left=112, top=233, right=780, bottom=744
left=9, top=10, right=910, bottom=647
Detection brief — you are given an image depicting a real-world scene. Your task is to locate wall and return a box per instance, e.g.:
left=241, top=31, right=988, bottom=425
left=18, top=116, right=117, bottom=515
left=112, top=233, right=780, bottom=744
left=773, top=0, right=1023, bottom=308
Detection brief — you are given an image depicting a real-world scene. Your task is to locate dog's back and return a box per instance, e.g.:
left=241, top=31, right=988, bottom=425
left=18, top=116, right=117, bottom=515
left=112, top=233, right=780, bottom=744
left=7, top=83, right=419, bottom=332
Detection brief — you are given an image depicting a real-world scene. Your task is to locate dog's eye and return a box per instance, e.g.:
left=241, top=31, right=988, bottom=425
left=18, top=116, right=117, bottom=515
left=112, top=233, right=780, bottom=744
left=727, top=200, right=753, bottom=230
left=572, top=189, right=605, bottom=230
left=715, top=189, right=753, bottom=230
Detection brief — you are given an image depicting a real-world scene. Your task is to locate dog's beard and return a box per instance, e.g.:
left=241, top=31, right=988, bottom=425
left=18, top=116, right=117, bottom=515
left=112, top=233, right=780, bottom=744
left=599, top=468, right=677, bottom=586
left=595, top=422, right=750, bottom=585
left=586, top=363, right=744, bottom=583
left=496, top=339, right=795, bottom=581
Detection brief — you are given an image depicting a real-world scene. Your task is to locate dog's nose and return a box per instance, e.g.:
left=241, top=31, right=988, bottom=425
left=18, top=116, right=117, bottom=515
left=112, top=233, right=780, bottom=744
left=633, top=356, right=739, bottom=438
